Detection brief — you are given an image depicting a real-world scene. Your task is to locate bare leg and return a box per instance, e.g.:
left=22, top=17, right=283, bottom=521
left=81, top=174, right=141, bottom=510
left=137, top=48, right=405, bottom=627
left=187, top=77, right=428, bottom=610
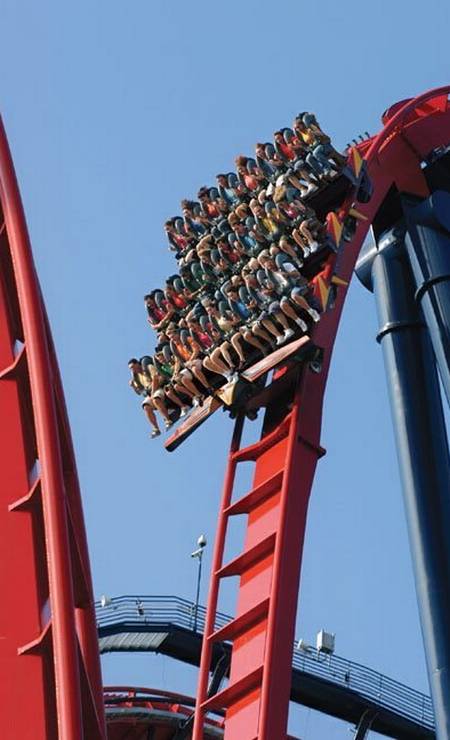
left=179, top=373, right=203, bottom=397
left=218, top=341, right=237, bottom=367
left=292, top=229, right=309, bottom=255
left=273, top=311, right=290, bottom=331
left=279, top=301, right=301, bottom=323
left=190, top=363, right=210, bottom=390
left=251, top=324, right=273, bottom=344
left=165, top=387, right=186, bottom=408
left=229, top=335, right=246, bottom=363
left=291, top=293, right=312, bottom=312
left=279, top=239, right=302, bottom=262
left=203, top=355, right=233, bottom=379
left=143, top=403, right=160, bottom=432
left=243, top=331, right=266, bottom=354
left=299, top=221, right=315, bottom=246
left=260, top=317, right=283, bottom=338
left=152, top=396, right=172, bottom=422
left=291, top=293, right=320, bottom=321
left=173, top=381, right=194, bottom=398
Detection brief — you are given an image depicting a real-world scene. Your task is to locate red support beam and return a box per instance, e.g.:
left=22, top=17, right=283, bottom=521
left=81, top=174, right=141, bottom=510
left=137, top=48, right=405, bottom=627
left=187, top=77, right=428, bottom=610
left=0, top=118, right=106, bottom=738
left=192, top=87, right=450, bottom=740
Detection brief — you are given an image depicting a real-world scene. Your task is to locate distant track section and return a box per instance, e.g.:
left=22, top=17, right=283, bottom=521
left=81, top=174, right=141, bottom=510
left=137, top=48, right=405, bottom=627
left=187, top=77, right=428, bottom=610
left=96, top=595, right=434, bottom=738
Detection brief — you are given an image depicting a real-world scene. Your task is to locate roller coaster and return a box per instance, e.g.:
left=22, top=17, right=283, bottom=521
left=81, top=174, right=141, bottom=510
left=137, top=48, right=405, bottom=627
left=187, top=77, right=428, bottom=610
left=1, top=86, right=450, bottom=740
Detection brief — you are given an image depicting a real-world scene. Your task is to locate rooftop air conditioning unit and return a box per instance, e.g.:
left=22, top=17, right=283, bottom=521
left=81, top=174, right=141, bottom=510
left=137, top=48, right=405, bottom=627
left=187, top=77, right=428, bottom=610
left=316, top=629, right=335, bottom=655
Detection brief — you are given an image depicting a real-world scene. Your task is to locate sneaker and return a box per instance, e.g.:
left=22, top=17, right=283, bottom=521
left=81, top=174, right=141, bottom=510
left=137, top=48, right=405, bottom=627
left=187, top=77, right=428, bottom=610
left=308, top=308, right=321, bottom=323
left=151, top=428, right=161, bottom=439
left=180, top=406, right=189, bottom=418
left=192, top=397, right=201, bottom=407
left=309, top=241, right=319, bottom=253
left=164, top=419, right=173, bottom=430
left=306, top=183, right=318, bottom=194
left=276, top=335, right=284, bottom=346
left=295, top=318, right=308, bottom=332
left=303, top=246, right=311, bottom=258
left=284, top=328, right=294, bottom=342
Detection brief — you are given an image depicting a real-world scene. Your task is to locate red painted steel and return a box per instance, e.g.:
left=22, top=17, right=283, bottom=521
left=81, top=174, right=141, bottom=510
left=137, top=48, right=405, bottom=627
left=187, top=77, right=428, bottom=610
left=0, top=118, right=106, bottom=738
left=192, top=88, right=450, bottom=740
left=104, top=686, right=224, bottom=740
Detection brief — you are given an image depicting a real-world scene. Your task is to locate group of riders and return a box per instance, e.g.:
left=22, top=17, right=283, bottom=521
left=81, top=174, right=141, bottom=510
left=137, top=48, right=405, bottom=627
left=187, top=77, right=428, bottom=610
left=129, top=112, right=347, bottom=438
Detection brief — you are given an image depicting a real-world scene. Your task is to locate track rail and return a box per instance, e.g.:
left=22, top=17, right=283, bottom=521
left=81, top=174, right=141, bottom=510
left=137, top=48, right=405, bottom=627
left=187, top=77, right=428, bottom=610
left=192, top=87, right=450, bottom=740
left=0, top=118, right=106, bottom=738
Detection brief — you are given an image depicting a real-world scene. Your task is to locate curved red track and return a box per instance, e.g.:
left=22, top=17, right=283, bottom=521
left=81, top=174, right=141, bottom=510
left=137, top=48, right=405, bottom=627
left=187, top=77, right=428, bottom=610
left=192, top=87, right=450, bottom=740
left=0, top=119, right=105, bottom=739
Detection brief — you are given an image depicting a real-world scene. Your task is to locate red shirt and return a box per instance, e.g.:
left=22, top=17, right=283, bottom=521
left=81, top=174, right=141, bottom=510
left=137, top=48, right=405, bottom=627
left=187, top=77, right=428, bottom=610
left=194, top=329, right=212, bottom=349
left=244, top=173, right=259, bottom=191
left=147, top=305, right=165, bottom=326
left=278, top=141, right=295, bottom=160
left=168, top=292, right=187, bottom=310
left=205, top=202, right=220, bottom=218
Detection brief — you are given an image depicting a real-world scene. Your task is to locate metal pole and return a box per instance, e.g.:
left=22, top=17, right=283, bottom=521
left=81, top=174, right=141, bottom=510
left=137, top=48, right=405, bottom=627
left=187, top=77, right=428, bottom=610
left=193, top=550, right=203, bottom=633
left=356, top=226, right=450, bottom=740
left=402, top=190, right=450, bottom=406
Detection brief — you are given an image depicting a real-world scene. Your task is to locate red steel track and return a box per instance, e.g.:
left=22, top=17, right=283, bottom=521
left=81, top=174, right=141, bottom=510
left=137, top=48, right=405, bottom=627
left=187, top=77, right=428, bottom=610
left=192, top=87, right=450, bottom=740
left=0, top=119, right=106, bottom=739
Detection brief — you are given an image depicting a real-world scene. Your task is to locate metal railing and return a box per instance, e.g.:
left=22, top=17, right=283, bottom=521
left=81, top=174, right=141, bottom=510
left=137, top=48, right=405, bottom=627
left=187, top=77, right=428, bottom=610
left=96, top=595, right=434, bottom=731
left=96, top=594, right=228, bottom=634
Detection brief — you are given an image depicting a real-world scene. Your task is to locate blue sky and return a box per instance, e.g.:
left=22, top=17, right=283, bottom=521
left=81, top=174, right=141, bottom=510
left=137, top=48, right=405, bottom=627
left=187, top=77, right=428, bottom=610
left=2, top=1, right=449, bottom=737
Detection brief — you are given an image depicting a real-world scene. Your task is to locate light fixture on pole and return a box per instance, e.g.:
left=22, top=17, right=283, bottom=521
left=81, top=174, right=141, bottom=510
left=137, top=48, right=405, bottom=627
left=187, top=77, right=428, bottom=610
left=191, top=534, right=207, bottom=632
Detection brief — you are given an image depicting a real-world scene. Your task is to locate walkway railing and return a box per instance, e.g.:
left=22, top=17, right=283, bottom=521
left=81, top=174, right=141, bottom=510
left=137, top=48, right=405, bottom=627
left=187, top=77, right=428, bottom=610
left=95, top=594, right=434, bottom=731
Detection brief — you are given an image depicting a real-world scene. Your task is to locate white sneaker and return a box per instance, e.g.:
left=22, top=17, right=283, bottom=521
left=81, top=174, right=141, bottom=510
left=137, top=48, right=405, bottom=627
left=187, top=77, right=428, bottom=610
left=295, top=318, right=308, bottom=332
left=192, top=397, right=201, bottom=407
left=309, top=241, right=319, bottom=253
left=164, top=419, right=173, bottom=430
left=276, top=335, right=284, bottom=346
left=151, top=428, right=161, bottom=439
left=180, top=406, right=189, bottom=418
left=306, top=183, right=318, bottom=194
left=284, top=329, right=294, bottom=342
left=303, top=246, right=311, bottom=258
left=309, top=308, right=321, bottom=323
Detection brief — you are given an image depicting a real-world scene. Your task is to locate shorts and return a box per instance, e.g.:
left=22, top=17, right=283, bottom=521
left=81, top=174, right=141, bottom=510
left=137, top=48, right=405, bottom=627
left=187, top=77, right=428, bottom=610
left=248, top=319, right=261, bottom=330
left=152, top=388, right=165, bottom=400
left=269, top=301, right=281, bottom=314
left=142, top=394, right=153, bottom=408
left=294, top=159, right=306, bottom=171
left=292, top=285, right=308, bottom=298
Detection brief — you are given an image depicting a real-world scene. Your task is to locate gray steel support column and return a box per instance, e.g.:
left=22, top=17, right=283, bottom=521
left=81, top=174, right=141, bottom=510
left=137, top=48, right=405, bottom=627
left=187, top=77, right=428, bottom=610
left=402, top=190, right=450, bottom=405
left=356, top=228, right=450, bottom=740
left=354, top=708, right=377, bottom=740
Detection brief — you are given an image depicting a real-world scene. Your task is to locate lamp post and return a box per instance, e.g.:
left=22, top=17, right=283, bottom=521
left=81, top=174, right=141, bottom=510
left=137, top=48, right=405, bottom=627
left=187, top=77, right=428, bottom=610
left=191, top=534, right=207, bottom=632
